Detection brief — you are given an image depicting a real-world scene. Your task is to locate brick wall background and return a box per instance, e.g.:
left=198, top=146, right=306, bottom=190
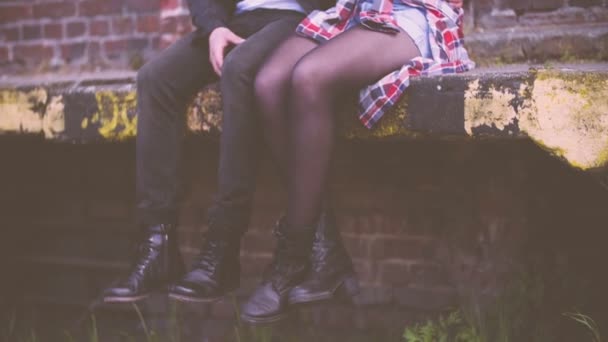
left=1, top=0, right=607, bottom=73
left=3, top=136, right=608, bottom=340
left=0, top=0, right=194, bottom=73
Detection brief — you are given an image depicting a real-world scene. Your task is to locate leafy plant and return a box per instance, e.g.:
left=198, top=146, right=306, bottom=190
left=88, top=315, right=99, bottom=342
left=25, top=330, right=37, bottom=342
left=564, top=312, right=602, bottom=342
left=168, top=301, right=181, bottom=342
left=133, top=303, right=161, bottom=342
left=63, top=330, right=76, bottom=342
left=3, top=311, right=16, bottom=342
left=231, top=294, right=275, bottom=342
left=403, top=310, right=481, bottom=342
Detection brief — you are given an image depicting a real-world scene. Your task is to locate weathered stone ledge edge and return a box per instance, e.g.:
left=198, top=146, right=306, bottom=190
left=1, top=63, right=607, bottom=170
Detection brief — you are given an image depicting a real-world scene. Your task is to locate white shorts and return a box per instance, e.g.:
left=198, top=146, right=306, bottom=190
left=348, top=1, right=432, bottom=58
left=392, top=3, right=432, bottom=58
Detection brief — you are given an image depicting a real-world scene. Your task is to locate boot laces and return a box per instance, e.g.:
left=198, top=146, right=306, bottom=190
left=265, top=228, right=309, bottom=290
left=267, top=230, right=293, bottom=275
left=126, top=233, right=164, bottom=282
left=192, top=230, right=230, bottom=277
left=133, top=243, right=157, bottom=273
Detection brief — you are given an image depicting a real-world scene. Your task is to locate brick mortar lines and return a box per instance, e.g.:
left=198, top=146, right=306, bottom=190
left=2, top=39, right=161, bottom=61
left=180, top=245, right=273, bottom=258
left=0, top=30, right=157, bottom=46
left=160, top=0, right=189, bottom=12
left=343, top=232, right=436, bottom=241
left=1, top=15, right=163, bottom=64
left=2, top=16, right=161, bottom=35
left=160, top=7, right=191, bottom=18
left=64, top=18, right=89, bottom=38
left=372, top=258, right=441, bottom=285
left=238, top=251, right=273, bottom=258
left=0, top=24, right=16, bottom=57
left=0, top=11, right=163, bottom=26
left=109, top=14, right=135, bottom=35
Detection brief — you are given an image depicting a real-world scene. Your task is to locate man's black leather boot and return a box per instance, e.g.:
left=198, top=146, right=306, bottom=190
left=240, top=219, right=314, bottom=324
left=103, top=224, right=184, bottom=303
left=289, top=210, right=359, bottom=304
left=168, top=225, right=241, bottom=303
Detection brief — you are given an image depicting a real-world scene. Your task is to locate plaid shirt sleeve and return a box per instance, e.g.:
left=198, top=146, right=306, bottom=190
left=296, top=0, right=357, bottom=42
left=296, top=0, right=476, bottom=129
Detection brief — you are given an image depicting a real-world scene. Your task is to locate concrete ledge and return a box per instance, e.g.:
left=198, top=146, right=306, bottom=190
left=467, top=23, right=608, bottom=65
left=1, top=64, right=607, bottom=170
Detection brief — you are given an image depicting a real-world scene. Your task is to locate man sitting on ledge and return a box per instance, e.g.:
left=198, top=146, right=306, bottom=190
left=102, top=0, right=358, bottom=316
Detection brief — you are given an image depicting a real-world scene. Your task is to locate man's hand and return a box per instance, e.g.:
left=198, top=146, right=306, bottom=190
left=446, top=0, right=463, bottom=10
left=209, top=27, right=245, bottom=76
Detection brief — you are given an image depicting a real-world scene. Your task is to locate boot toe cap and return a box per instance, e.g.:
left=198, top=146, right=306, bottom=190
left=104, top=286, right=134, bottom=297
left=240, top=283, right=285, bottom=323
left=103, top=285, right=148, bottom=302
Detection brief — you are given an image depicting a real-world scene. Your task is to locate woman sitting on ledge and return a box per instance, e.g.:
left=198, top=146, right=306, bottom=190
left=239, top=0, right=474, bottom=324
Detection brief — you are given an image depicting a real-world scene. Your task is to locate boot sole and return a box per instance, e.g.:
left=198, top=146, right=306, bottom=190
left=168, top=282, right=239, bottom=303
left=289, top=273, right=359, bottom=305
left=168, top=292, right=226, bottom=303
left=103, top=294, right=149, bottom=303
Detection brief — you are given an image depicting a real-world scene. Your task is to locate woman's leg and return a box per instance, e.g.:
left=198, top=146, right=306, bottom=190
left=254, top=34, right=318, bottom=181
left=286, top=26, right=421, bottom=228
left=241, top=26, right=423, bottom=324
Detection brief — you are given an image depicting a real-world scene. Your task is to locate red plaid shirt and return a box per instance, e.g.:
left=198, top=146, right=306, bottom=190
left=296, top=0, right=475, bottom=128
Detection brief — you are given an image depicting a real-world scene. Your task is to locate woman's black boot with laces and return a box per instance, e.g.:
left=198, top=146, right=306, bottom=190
left=240, top=218, right=315, bottom=324
left=288, top=210, right=359, bottom=304
left=168, top=223, right=241, bottom=302
left=103, top=224, right=185, bottom=302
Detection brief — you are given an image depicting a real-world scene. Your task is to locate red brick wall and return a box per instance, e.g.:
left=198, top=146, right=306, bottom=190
left=0, top=0, right=193, bottom=73
left=4, top=136, right=608, bottom=339
left=1, top=0, right=607, bottom=72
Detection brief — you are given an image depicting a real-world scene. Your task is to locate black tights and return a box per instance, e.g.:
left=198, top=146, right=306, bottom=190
left=255, top=26, right=421, bottom=228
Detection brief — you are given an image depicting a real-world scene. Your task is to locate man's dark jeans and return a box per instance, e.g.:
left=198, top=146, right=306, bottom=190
left=136, top=9, right=304, bottom=229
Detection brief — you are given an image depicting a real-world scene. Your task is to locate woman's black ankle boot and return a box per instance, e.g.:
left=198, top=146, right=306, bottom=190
left=240, top=218, right=314, bottom=324
left=289, top=210, right=359, bottom=304
left=168, top=227, right=241, bottom=303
